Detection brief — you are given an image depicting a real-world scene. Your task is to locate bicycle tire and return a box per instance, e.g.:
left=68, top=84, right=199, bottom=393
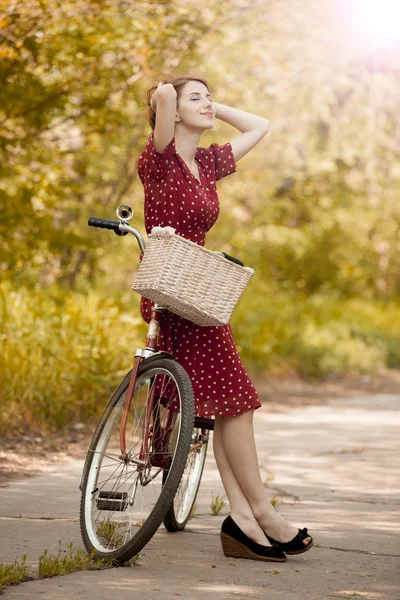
left=163, top=426, right=208, bottom=531
left=79, top=357, right=194, bottom=564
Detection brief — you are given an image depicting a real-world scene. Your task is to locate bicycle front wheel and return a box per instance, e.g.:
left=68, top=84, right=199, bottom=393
left=79, top=357, right=194, bottom=564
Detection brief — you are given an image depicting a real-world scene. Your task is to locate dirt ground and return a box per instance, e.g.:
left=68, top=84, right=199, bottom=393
left=1, top=370, right=399, bottom=483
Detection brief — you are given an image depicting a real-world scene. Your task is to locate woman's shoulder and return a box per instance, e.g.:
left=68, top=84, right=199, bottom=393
left=141, top=132, right=176, bottom=159
left=196, top=142, right=236, bottom=181
left=138, top=133, right=177, bottom=183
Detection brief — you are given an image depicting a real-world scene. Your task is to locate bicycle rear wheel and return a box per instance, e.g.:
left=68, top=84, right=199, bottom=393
left=163, top=425, right=209, bottom=531
left=79, top=356, right=194, bottom=564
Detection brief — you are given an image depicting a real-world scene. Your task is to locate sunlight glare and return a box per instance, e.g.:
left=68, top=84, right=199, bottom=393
left=355, top=0, right=400, bottom=44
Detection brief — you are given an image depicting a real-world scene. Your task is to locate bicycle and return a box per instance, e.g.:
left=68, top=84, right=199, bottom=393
left=79, top=204, right=212, bottom=564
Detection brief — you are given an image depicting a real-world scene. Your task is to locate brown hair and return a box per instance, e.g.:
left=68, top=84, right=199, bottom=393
left=146, top=76, right=210, bottom=130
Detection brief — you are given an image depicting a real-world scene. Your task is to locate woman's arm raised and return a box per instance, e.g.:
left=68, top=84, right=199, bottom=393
left=213, top=103, right=270, bottom=162
left=151, top=83, right=177, bottom=153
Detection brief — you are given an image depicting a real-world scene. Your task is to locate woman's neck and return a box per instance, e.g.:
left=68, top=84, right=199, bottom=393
left=174, top=127, right=202, bottom=167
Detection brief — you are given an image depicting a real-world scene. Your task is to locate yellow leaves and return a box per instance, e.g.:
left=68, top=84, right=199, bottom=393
left=0, top=46, right=18, bottom=60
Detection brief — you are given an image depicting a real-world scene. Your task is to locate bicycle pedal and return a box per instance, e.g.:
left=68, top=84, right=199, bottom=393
left=96, top=491, right=128, bottom=511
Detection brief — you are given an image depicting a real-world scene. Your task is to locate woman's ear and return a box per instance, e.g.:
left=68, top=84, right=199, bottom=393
left=174, top=112, right=181, bottom=123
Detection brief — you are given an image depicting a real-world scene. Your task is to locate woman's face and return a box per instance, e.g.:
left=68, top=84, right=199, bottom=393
left=175, top=80, right=215, bottom=131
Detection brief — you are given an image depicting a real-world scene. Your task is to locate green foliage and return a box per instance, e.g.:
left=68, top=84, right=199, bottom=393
left=38, top=541, right=138, bottom=577
left=96, top=520, right=129, bottom=549
left=210, top=493, right=225, bottom=516
left=0, top=281, right=143, bottom=434
left=38, top=543, right=94, bottom=578
left=1, top=1, right=400, bottom=435
left=232, top=284, right=400, bottom=378
left=0, top=0, right=225, bottom=288
left=0, top=555, right=29, bottom=592
left=0, top=541, right=138, bottom=595
left=2, top=279, right=400, bottom=434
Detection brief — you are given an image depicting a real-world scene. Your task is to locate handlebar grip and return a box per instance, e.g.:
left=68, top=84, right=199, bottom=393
left=88, top=217, right=120, bottom=231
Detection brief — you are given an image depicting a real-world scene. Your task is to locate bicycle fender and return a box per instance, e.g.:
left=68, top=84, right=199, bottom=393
left=141, top=351, right=176, bottom=366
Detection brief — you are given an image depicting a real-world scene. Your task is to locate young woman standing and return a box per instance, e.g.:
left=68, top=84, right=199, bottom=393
left=138, top=76, right=313, bottom=562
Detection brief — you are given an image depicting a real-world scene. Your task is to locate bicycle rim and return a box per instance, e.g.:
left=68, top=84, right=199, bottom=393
left=80, top=359, right=194, bottom=563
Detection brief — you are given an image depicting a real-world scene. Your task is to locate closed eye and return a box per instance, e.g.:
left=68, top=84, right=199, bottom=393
left=189, top=94, right=213, bottom=102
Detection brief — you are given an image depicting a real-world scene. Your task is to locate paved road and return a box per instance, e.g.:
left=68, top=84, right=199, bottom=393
left=0, top=395, right=399, bottom=599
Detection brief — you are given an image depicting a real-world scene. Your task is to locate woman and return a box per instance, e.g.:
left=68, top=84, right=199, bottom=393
left=138, top=76, right=313, bottom=562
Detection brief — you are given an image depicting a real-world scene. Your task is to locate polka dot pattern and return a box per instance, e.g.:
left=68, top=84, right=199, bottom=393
left=138, top=133, right=261, bottom=417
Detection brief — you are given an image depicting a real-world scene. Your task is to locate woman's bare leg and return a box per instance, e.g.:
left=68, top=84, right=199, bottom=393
left=213, top=416, right=271, bottom=546
left=214, top=411, right=311, bottom=546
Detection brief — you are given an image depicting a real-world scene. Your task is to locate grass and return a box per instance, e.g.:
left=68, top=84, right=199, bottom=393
left=269, top=496, right=281, bottom=508
left=210, top=493, right=225, bottom=516
left=0, top=541, right=139, bottom=595
left=264, top=569, right=280, bottom=575
left=189, top=503, right=198, bottom=519
left=96, top=520, right=130, bottom=548
left=38, top=542, right=103, bottom=578
left=0, top=555, right=30, bottom=593
left=0, top=282, right=144, bottom=435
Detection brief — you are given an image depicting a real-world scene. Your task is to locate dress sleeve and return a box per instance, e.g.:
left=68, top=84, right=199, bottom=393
left=207, top=142, right=237, bottom=181
left=138, top=133, right=176, bottom=183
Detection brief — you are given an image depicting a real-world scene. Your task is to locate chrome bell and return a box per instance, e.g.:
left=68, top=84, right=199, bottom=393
left=116, top=204, right=134, bottom=221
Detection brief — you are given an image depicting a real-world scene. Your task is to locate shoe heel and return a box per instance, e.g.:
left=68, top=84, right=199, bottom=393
left=220, top=531, right=285, bottom=562
left=220, top=531, right=253, bottom=559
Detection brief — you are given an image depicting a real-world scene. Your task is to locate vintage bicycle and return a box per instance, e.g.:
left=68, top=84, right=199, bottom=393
left=79, top=204, right=251, bottom=564
left=79, top=204, right=213, bottom=564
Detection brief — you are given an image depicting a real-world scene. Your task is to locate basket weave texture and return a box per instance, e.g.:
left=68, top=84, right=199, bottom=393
left=132, top=227, right=254, bottom=327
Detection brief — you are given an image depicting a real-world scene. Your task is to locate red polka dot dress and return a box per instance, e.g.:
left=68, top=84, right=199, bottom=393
left=138, top=134, right=261, bottom=417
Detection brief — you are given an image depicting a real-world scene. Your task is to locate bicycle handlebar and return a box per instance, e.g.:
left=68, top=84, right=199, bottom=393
left=88, top=216, right=244, bottom=265
left=88, top=216, right=146, bottom=253
left=88, top=216, right=121, bottom=231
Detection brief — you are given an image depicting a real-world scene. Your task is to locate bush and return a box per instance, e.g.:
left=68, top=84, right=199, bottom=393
left=232, top=281, right=400, bottom=378
left=0, top=283, right=143, bottom=434
left=2, top=280, right=400, bottom=434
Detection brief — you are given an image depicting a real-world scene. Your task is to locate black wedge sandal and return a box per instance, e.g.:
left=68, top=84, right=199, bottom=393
left=265, top=528, right=313, bottom=555
left=221, top=516, right=286, bottom=562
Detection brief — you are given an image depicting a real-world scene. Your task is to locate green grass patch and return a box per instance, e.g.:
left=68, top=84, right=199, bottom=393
left=38, top=542, right=106, bottom=578
left=0, top=282, right=144, bottom=435
left=210, top=493, right=225, bottom=516
left=0, top=542, right=139, bottom=595
left=269, top=496, right=281, bottom=508
left=0, top=555, right=30, bottom=593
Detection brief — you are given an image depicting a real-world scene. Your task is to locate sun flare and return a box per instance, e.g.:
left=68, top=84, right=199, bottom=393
left=355, top=0, right=400, bottom=44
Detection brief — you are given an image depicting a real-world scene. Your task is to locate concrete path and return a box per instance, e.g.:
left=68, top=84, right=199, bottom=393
left=0, top=394, right=399, bottom=599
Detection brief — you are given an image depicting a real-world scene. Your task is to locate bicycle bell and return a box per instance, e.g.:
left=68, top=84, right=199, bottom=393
left=116, top=204, right=134, bottom=221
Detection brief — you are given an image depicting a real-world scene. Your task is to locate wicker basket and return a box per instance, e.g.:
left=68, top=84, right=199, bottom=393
left=132, top=227, right=254, bottom=327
